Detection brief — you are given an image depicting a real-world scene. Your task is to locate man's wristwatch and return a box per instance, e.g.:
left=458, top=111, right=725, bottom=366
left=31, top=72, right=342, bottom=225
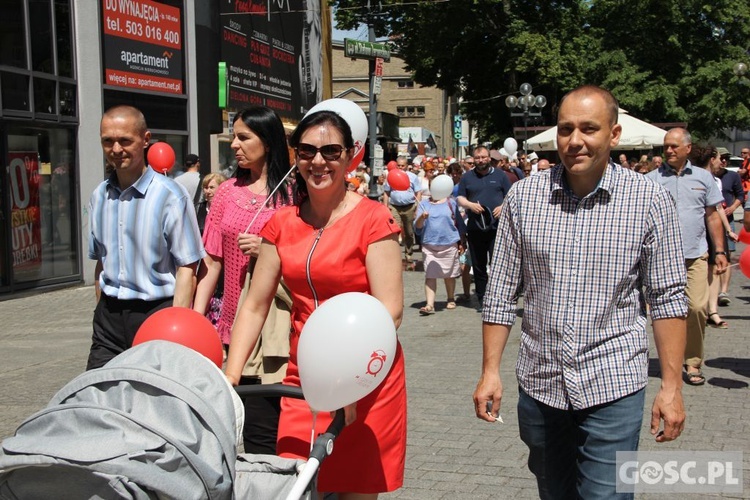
left=715, top=251, right=727, bottom=256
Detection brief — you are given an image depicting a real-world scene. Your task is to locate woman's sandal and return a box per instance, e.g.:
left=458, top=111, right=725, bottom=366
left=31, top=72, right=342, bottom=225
left=684, top=366, right=706, bottom=386
left=446, top=300, right=457, bottom=310
left=707, top=312, right=728, bottom=329
left=419, top=305, right=435, bottom=316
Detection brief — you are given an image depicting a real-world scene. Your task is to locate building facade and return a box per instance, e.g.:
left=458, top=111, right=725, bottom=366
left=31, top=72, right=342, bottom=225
left=0, top=0, right=329, bottom=296
left=331, top=40, right=457, bottom=160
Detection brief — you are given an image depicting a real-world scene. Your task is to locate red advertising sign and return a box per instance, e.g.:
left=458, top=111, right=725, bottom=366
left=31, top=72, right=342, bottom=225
left=8, top=152, right=42, bottom=272
left=101, top=0, right=184, bottom=95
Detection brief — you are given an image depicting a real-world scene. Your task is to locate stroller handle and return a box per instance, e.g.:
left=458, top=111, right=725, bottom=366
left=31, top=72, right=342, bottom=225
left=234, top=384, right=305, bottom=399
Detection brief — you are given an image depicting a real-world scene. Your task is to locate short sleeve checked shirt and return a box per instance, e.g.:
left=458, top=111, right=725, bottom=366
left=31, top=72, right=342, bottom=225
left=483, top=163, right=687, bottom=410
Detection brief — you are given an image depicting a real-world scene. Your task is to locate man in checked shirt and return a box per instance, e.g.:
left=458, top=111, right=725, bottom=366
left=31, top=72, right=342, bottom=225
left=473, top=85, right=688, bottom=500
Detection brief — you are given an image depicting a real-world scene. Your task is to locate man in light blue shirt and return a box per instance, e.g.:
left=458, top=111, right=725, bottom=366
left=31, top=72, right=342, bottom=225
left=383, top=156, right=422, bottom=269
left=646, top=128, right=726, bottom=386
left=87, top=106, right=205, bottom=370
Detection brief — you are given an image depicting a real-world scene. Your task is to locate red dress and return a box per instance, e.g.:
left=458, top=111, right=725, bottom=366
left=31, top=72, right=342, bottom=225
left=260, top=197, right=406, bottom=493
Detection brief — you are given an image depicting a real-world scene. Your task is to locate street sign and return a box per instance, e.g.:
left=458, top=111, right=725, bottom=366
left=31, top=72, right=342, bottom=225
left=372, top=57, right=384, bottom=95
left=344, top=38, right=391, bottom=61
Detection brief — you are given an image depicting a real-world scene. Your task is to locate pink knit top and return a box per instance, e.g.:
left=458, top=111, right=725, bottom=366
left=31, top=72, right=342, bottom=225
left=203, top=177, right=287, bottom=344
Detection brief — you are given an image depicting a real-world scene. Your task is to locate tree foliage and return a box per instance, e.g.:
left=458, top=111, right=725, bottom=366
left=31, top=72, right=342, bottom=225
left=331, top=0, right=750, bottom=142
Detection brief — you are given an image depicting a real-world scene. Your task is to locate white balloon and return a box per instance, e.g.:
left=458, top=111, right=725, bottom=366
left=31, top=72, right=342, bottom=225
left=297, top=292, right=397, bottom=412
left=503, top=137, right=518, bottom=158
left=430, top=174, right=454, bottom=201
left=306, top=98, right=368, bottom=171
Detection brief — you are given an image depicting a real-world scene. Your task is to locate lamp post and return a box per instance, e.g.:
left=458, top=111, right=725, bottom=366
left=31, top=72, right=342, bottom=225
left=505, top=83, right=547, bottom=155
left=733, top=62, right=749, bottom=86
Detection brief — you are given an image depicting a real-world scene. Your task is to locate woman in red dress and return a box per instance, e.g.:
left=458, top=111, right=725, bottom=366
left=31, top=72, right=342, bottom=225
left=226, top=109, right=406, bottom=498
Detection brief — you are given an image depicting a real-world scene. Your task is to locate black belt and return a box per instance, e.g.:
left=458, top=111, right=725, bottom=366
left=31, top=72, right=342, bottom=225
left=393, top=203, right=415, bottom=208
left=102, top=293, right=172, bottom=307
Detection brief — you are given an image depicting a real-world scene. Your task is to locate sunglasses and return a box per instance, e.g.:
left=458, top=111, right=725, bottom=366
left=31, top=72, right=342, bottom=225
left=296, top=143, right=346, bottom=161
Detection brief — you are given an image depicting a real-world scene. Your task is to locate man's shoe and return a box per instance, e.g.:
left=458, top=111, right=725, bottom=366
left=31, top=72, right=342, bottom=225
left=718, top=292, right=731, bottom=306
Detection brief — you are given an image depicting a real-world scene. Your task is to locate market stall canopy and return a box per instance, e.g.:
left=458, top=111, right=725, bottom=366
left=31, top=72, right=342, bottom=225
left=525, top=109, right=668, bottom=151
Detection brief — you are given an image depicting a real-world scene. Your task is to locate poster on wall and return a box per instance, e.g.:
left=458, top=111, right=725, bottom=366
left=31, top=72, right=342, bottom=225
left=101, top=0, right=184, bottom=95
left=221, top=0, right=323, bottom=120
left=8, top=152, right=42, bottom=273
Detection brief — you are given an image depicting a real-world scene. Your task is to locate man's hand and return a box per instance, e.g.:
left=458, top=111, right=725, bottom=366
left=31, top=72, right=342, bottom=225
left=714, top=254, right=729, bottom=274
left=332, top=403, right=358, bottom=426
left=469, top=202, right=484, bottom=214
left=473, top=373, right=503, bottom=422
left=650, top=386, right=685, bottom=442
left=238, top=233, right=262, bottom=257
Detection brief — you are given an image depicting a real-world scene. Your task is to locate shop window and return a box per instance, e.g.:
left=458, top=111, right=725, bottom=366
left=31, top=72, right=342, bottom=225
left=34, top=77, right=57, bottom=115
left=55, top=0, right=73, bottom=78
left=2, top=72, right=31, bottom=112
left=397, top=80, right=414, bottom=89
left=29, top=0, right=55, bottom=74
left=59, top=82, right=76, bottom=116
left=0, top=3, right=27, bottom=68
left=396, top=106, right=425, bottom=118
left=6, top=125, right=79, bottom=285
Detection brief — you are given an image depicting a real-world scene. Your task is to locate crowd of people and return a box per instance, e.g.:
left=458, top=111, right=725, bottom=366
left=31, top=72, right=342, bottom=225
left=84, top=86, right=749, bottom=498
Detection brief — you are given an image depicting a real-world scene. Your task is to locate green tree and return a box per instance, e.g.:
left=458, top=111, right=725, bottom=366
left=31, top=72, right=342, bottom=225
left=331, top=0, right=750, bottom=142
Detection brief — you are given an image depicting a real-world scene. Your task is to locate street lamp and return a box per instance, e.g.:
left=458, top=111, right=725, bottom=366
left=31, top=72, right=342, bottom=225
left=505, top=83, right=547, bottom=154
left=733, top=62, right=749, bottom=86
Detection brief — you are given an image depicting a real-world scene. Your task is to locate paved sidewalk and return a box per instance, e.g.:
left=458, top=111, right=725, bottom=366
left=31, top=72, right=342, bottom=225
left=0, top=245, right=748, bottom=498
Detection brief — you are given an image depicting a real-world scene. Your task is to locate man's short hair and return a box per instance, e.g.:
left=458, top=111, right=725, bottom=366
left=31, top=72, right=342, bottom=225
left=102, top=105, right=148, bottom=134
left=559, top=85, right=619, bottom=126
left=185, top=154, right=200, bottom=167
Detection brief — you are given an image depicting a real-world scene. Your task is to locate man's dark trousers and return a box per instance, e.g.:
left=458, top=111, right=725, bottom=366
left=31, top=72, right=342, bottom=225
left=467, top=229, right=497, bottom=306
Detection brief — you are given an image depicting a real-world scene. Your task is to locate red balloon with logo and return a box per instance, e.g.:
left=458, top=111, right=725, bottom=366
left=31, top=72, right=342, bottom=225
left=387, top=169, right=411, bottom=191
left=133, top=307, right=223, bottom=368
left=147, top=142, right=175, bottom=174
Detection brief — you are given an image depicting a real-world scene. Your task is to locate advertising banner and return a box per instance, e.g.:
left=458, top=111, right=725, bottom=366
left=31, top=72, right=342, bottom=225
left=101, top=0, right=184, bottom=95
left=221, top=0, right=323, bottom=120
left=7, top=152, right=42, bottom=273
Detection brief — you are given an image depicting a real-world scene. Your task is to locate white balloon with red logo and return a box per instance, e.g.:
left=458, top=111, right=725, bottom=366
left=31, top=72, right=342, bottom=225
left=306, top=99, right=368, bottom=172
left=297, top=292, right=397, bottom=412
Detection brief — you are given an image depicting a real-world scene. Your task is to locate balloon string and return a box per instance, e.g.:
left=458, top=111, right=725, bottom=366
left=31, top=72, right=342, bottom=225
left=309, top=410, right=317, bottom=454
left=243, top=165, right=297, bottom=234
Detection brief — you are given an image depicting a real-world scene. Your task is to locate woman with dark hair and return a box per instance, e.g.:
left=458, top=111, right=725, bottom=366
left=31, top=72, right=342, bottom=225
left=193, top=106, right=292, bottom=454
left=226, top=109, right=407, bottom=498
left=690, top=145, right=738, bottom=332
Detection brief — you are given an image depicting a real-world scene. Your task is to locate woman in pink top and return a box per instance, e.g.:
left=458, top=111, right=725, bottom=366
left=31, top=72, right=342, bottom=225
left=194, top=106, right=292, bottom=454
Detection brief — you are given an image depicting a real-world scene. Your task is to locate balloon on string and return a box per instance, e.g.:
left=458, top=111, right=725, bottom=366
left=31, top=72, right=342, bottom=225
left=133, top=307, right=223, bottom=368
left=503, top=137, right=518, bottom=158
left=387, top=169, right=411, bottom=191
left=430, top=174, right=454, bottom=201
left=306, top=98, right=368, bottom=173
left=740, top=248, right=750, bottom=279
left=297, top=292, right=397, bottom=412
left=738, top=227, right=750, bottom=245
left=147, top=142, right=175, bottom=174
left=386, top=160, right=398, bottom=171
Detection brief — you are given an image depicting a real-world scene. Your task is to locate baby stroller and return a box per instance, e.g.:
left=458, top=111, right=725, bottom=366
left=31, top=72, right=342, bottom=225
left=0, top=341, right=343, bottom=500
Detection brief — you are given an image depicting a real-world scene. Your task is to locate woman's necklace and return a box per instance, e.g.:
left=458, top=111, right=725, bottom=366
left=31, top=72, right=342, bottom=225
left=310, top=196, right=349, bottom=231
left=247, top=181, right=267, bottom=205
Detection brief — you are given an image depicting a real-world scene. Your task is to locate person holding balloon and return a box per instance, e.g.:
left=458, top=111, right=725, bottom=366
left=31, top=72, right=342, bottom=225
left=226, top=105, right=407, bottom=498
left=384, top=156, right=423, bottom=271
left=86, top=105, right=205, bottom=370
left=414, top=173, right=466, bottom=315
left=193, top=106, right=293, bottom=455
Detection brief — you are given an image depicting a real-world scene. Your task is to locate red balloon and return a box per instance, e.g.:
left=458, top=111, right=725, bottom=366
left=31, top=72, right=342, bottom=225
left=386, top=160, right=398, bottom=171
left=740, top=248, right=750, bottom=279
left=147, top=142, right=175, bottom=174
left=133, top=307, right=223, bottom=368
left=738, top=227, right=750, bottom=245
left=387, top=169, right=411, bottom=191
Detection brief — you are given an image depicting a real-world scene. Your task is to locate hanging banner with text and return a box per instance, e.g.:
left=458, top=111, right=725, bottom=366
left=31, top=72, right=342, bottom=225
left=8, top=152, right=42, bottom=273
left=101, top=0, right=184, bottom=95
left=221, top=0, right=323, bottom=120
